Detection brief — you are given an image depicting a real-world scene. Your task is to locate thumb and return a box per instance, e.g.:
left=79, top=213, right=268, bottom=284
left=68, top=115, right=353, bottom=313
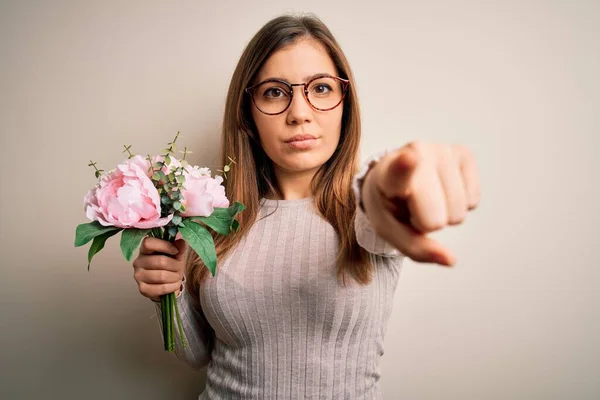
left=173, top=238, right=188, bottom=262
left=379, top=147, right=420, bottom=200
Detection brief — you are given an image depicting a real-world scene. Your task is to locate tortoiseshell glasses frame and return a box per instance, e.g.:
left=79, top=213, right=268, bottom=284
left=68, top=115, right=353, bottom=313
left=244, top=74, right=350, bottom=116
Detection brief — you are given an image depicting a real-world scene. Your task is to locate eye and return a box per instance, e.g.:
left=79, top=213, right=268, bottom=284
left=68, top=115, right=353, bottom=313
left=262, top=87, right=289, bottom=99
left=311, top=83, right=332, bottom=95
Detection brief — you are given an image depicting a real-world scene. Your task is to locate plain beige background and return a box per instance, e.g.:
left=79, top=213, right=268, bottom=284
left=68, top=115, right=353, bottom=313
left=1, top=0, right=598, bottom=399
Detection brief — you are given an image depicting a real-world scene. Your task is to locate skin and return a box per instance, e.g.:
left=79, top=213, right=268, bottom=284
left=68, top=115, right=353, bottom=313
left=133, top=38, right=481, bottom=300
left=250, top=38, right=343, bottom=200
left=361, top=142, right=481, bottom=267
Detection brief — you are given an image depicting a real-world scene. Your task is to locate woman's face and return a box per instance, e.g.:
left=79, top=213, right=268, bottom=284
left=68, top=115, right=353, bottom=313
left=250, top=39, right=344, bottom=178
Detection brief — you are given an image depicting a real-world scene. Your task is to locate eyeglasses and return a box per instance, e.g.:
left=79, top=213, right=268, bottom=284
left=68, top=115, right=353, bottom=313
left=245, top=74, right=350, bottom=115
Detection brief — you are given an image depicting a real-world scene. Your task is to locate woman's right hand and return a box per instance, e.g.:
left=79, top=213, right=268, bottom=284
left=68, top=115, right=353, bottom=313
left=132, top=237, right=188, bottom=302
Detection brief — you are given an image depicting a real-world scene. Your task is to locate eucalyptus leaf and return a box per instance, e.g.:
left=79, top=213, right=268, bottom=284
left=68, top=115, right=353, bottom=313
left=120, top=229, right=151, bottom=262
left=75, top=221, right=122, bottom=247
left=172, top=215, right=182, bottom=226
left=87, top=229, right=121, bottom=270
left=179, top=220, right=217, bottom=276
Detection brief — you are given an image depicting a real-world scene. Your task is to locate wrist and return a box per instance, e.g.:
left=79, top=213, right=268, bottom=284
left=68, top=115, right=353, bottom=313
left=359, top=159, right=379, bottom=212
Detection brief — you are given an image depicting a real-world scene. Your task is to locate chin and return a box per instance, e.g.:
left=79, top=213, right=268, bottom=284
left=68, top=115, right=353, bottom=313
left=277, top=154, right=329, bottom=173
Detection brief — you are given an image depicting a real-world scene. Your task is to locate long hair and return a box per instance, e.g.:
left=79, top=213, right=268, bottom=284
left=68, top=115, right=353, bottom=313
left=186, top=13, right=374, bottom=298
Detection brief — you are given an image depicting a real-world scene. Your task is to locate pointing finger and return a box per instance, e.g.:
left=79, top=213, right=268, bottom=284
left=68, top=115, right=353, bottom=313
left=378, top=147, right=420, bottom=200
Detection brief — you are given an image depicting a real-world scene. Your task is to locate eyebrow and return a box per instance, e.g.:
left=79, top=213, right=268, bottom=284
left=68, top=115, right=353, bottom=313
left=260, top=72, right=332, bottom=83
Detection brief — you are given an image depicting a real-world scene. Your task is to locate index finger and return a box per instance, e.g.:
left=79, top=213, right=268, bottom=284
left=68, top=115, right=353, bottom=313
left=378, top=147, right=420, bottom=200
left=139, top=237, right=179, bottom=256
left=376, top=207, right=456, bottom=267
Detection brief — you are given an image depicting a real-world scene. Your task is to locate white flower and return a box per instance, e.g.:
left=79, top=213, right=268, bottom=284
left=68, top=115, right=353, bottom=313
left=185, top=165, right=212, bottom=178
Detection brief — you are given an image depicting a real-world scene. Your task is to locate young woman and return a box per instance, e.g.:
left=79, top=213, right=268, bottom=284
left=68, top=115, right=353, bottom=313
left=133, top=14, right=480, bottom=399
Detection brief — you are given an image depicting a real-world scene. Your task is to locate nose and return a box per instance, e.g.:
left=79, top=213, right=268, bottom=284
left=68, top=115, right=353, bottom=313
left=286, top=86, right=313, bottom=125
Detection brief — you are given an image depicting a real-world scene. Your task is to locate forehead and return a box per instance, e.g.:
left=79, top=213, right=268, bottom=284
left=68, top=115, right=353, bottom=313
left=257, top=39, right=338, bottom=82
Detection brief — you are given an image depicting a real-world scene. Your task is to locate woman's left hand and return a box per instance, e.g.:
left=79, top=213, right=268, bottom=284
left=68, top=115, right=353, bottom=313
left=361, top=141, right=481, bottom=266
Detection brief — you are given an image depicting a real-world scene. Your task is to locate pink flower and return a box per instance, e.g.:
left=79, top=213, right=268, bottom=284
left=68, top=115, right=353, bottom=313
left=180, top=167, right=229, bottom=217
left=84, top=155, right=173, bottom=229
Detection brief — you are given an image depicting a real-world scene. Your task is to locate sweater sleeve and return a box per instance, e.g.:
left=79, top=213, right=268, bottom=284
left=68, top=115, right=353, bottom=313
left=352, top=147, right=404, bottom=258
left=153, top=277, right=213, bottom=370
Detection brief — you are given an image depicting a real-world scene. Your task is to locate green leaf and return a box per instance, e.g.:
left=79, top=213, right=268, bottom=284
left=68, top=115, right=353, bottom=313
left=120, top=229, right=151, bottom=262
left=75, top=221, right=122, bottom=247
left=173, top=201, right=182, bottom=211
left=191, top=202, right=246, bottom=235
left=87, top=229, right=122, bottom=270
left=179, top=219, right=217, bottom=276
left=152, top=172, right=161, bottom=181
left=232, top=219, right=240, bottom=232
left=161, top=195, right=171, bottom=205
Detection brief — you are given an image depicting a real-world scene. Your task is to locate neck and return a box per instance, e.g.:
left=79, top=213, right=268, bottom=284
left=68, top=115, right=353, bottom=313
left=268, top=166, right=319, bottom=201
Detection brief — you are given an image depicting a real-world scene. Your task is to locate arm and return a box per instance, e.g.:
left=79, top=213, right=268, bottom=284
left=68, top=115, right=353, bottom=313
left=352, top=147, right=404, bottom=257
left=153, top=277, right=213, bottom=370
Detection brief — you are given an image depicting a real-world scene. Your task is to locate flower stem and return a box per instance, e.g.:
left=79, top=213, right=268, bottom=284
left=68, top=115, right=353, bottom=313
left=165, top=292, right=173, bottom=352
left=148, top=227, right=185, bottom=352
left=160, top=294, right=169, bottom=351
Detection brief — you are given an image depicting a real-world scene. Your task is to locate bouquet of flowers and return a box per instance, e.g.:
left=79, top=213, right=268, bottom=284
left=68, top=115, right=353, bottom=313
left=74, top=132, right=244, bottom=351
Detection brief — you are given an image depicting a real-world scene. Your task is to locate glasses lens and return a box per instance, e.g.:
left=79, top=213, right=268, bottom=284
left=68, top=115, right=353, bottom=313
left=252, top=81, right=292, bottom=114
left=307, top=77, right=344, bottom=110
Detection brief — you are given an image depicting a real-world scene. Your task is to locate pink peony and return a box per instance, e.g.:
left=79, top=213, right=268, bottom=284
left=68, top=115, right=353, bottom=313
left=180, top=166, right=229, bottom=217
left=84, top=155, right=173, bottom=229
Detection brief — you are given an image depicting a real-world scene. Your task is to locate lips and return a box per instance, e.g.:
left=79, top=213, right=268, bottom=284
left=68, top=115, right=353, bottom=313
left=285, top=134, right=317, bottom=143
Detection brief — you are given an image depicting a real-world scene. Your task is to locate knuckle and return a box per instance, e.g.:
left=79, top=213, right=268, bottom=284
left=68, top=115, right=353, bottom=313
left=448, top=210, right=467, bottom=225
left=156, top=256, right=169, bottom=270
left=439, top=144, right=455, bottom=159
left=468, top=197, right=480, bottom=210
left=175, top=261, right=185, bottom=275
left=413, top=212, right=446, bottom=232
left=421, top=218, right=446, bottom=232
left=455, top=144, right=473, bottom=158
left=138, top=282, right=150, bottom=297
left=158, top=269, right=169, bottom=284
left=159, top=283, right=171, bottom=295
left=405, top=140, right=423, bottom=153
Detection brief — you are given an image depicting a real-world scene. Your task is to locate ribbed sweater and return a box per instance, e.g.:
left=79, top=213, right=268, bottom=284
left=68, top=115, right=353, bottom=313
left=155, top=154, right=405, bottom=399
